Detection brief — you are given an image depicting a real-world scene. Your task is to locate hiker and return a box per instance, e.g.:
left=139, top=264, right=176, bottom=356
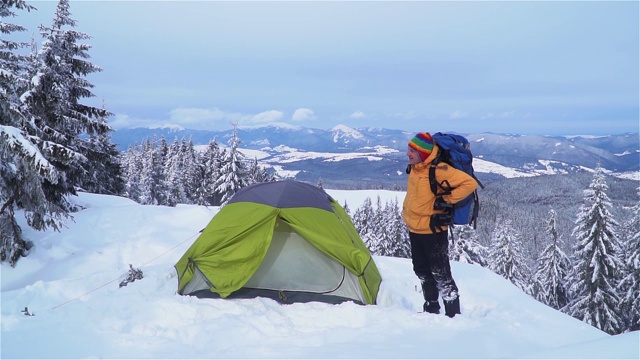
left=402, top=132, right=478, bottom=317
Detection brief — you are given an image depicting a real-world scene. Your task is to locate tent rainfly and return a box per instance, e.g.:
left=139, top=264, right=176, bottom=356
left=175, top=180, right=382, bottom=305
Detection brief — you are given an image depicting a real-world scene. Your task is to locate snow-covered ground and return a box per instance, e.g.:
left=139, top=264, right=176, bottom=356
left=1, top=191, right=638, bottom=359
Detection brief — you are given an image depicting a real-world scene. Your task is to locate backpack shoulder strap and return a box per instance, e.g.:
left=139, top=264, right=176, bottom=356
left=429, top=162, right=438, bottom=195
left=428, top=152, right=452, bottom=196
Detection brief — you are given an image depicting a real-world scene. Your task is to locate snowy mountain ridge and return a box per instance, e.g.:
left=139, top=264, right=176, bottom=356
left=113, top=125, right=640, bottom=186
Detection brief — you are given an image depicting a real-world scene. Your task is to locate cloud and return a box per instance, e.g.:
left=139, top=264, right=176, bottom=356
left=292, top=108, right=316, bottom=122
left=247, top=110, right=284, bottom=125
left=109, top=112, right=191, bottom=130
left=350, top=111, right=366, bottom=119
left=170, top=107, right=284, bottom=128
left=109, top=107, right=289, bottom=130
left=170, top=107, right=238, bottom=127
left=450, top=110, right=467, bottom=120
left=109, top=114, right=134, bottom=129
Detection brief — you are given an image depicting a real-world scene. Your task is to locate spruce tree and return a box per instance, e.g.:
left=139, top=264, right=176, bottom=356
left=247, top=157, right=273, bottom=185
left=76, top=105, right=124, bottom=195
left=195, top=139, right=221, bottom=206
left=191, top=148, right=208, bottom=206
left=488, top=219, right=531, bottom=293
left=618, top=186, right=639, bottom=332
left=342, top=200, right=351, bottom=217
left=122, top=144, right=142, bottom=203
left=0, top=1, right=34, bottom=122
left=380, top=198, right=410, bottom=258
left=154, top=136, right=169, bottom=205
left=214, top=124, right=249, bottom=206
left=367, top=196, right=385, bottom=255
left=181, top=137, right=199, bottom=204
left=3, top=0, right=119, bottom=266
left=138, top=137, right=164, bottom=205
left=565, top=165, right=624, bottom=335
left=1, top=0, right=63, bottom=266
left=164, top=137, right=186, bottom=206
left=352, top=197, right=376, bottom=252
left=450, top=225, right=488, bottom=266
left=373, top=198, right=393, bottom=256
left=23, top=0, right=113, bottom=202
left=531, top=209, right=571, bottom=310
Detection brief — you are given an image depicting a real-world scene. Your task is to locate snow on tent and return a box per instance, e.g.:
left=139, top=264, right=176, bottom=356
left=175, top=180, right=382, bottom=305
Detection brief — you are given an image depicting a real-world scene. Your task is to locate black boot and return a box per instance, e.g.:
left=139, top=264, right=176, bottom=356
left=418, top=275, right=440, bottom=314
left=443, top=296, right=460, bottom=318
left=423, top=301, right=441, bottom=314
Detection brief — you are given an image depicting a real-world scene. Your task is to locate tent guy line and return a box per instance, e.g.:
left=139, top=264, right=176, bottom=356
left=50, top=231, right=201, bottom=310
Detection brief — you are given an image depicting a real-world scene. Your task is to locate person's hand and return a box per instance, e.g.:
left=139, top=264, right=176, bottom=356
left=430, top=212, right=452, bottom=232
left=434, top=196, right=453, bottom=211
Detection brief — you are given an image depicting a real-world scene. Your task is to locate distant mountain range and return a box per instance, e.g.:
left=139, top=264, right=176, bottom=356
left=111, top=123, right=640, bottom=188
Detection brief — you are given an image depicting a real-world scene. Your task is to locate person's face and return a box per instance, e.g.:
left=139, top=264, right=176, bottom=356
left=407, top=147, right=422, bottom=165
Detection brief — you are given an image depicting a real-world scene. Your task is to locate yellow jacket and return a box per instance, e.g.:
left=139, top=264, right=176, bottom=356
left=402, top=144, right=479, bottom=234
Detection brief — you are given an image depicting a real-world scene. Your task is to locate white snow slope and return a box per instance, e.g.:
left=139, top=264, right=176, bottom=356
left=1, top=191, right=638, bottom=359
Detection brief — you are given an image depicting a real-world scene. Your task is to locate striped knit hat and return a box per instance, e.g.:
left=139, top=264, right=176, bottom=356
left=409, top=132, right=434, bottom=162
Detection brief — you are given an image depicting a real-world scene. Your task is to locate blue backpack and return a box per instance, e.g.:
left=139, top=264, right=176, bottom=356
left=429, top=132, right=484, bottom=228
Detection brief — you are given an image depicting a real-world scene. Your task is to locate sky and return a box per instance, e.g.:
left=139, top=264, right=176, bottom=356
left=1, top=190, right=639, bottom=359
left=10, top=0, right=640, bottom=135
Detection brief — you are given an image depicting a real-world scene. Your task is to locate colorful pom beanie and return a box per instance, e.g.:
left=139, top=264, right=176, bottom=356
left=409, top=132, right=434, bottom=162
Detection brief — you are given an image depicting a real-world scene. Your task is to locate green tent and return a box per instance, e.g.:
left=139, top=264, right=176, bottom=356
left=175, top=180, right=381, bottom=305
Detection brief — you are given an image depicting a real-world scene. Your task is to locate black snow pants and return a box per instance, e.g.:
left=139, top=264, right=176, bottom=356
left=409, top=230, right=458, bottom=302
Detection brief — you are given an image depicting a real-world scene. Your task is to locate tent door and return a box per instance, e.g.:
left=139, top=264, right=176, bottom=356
left=244, top=220, right=365, bottom=303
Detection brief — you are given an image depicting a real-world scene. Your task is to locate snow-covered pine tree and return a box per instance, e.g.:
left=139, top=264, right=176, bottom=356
left=0, top=0, right=48, bottom=266
left=181, top=137, right=199, bottom=204
left=76, top=104, right=124, bottom=196
left=0, top=1, right=34, bottom=118
left=565, top=164, right=624, bottom=335
left=4, top=0, right=120, bottom=266
left=191, top=148, right=208, bottom=206
left=531, top=209, right=571, bottom=310
left=118, top=133, right=273, bottom=207
left=214, top=124, right=249, bottom=206
left=247, top=157, right=274, bottom=185
left=379, top=198, right=410, bottom=258
left=449, top=225, right=488, bottom=266
left=619, top=187, right=640, bottom=331
left=138, top=141, right=156, bottom=205
left=373, top=198, right=392, bottom=256
left=23, top=0, right=113, bottom=204
left=164, top=137, right=187, bottom=206
left=122, top=144, right=142, bottom=202
left=366, top=196, right=386, bottom=255
left=488, top=218, right=531, bottom=293
left=352, top=197, right=377, bottom=252
left=138, top=137, right=164, bottom=205
left=154, top=136, right=169, bottom=206
left=342, top=200, right=351, bottom=217
left=194, top=139, right=221, bottom=206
